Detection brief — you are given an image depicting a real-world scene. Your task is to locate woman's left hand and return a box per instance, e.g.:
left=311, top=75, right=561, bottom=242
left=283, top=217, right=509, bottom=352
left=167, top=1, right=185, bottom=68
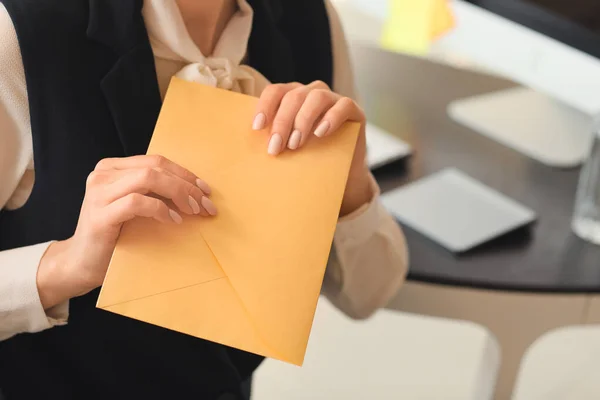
left=252, top=81, right=373, bottom=216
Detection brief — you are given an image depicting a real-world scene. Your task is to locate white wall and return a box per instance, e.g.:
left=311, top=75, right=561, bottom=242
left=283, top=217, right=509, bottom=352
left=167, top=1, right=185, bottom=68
left=332, top=0, right=600, bottom=114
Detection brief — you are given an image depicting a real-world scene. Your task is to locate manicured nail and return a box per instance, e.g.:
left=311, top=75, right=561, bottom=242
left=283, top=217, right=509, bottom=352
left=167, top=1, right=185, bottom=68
left=188, top=196, right=200, bottom=214
left=288, top=130, right=302, bottom=150
left=201, top=197, right=218, bottom=216
left=196, top=178, right=212, bottom=195
left=268, top=134, right=283, bottom=155
left=169, top=209, right=183, bottom=224
left=253, top=113, right=266, bottom=130
left=314, top=121, right=330, bottom=138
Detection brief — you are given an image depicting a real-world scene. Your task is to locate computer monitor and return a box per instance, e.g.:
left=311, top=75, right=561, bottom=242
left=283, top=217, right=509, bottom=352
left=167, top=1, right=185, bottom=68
left=444, top=0, right=600, bottom=167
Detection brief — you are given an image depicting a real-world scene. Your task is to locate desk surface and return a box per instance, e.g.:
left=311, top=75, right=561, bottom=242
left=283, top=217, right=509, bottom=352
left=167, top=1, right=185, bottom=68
left=352, top=46, right=600, bottom=293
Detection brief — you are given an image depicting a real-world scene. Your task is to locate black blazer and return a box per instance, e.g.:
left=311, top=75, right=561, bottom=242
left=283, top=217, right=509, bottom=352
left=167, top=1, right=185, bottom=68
left=0, top=0, right=333, bottom=399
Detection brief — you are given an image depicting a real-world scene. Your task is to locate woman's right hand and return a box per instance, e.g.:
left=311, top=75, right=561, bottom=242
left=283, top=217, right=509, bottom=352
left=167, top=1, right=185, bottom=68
left=36, top=155, right=217, bottom=310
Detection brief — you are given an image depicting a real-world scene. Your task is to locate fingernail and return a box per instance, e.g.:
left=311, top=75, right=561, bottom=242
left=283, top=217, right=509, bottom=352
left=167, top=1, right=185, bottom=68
left=201, top=197, right=218, bottom=216
left=268, top=134, right=283, bottom=155
left=188, top=196, right=200, bottom=214
left=196, top=178, right=212, bottom=195
left=169, top=209, right=183, bottom=224
left=314, top=121, right=330, bottom=138
left=288, top=130, right=302, bottom=150
left=252, top=113, right=266, bottom=130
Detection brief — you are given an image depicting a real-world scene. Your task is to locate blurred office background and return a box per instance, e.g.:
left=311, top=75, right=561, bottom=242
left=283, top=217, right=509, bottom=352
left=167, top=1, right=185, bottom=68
left=252, top=1, right=600, bottom=399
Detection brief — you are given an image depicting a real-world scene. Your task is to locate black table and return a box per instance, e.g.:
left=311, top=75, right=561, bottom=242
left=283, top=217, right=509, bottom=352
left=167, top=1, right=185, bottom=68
left=351, top=45, right=600, bottom=399
left=352, top=45, right=600, bottom=294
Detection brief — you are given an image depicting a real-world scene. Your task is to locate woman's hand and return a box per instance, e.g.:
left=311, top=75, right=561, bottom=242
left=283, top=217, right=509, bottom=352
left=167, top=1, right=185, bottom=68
left=36, top=155, right=217, bottom=310
left=252, top=81, right=372, bottom=216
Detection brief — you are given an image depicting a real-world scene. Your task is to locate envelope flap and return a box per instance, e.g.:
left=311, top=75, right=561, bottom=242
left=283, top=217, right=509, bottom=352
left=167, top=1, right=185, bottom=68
left=102, top=276, right=278, bottom=360
left=97, top=216, right=225, bottom=308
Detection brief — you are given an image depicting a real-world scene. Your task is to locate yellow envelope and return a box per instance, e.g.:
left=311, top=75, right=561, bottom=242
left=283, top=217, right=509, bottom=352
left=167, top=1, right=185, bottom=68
left=96, top=78, right=359, bottom=366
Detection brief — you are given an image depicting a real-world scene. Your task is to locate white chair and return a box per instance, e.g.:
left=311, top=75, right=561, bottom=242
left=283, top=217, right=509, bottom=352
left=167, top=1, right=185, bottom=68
left=253, top=298, right=500, bottom=400
left=512, top=325, right=600, bottom=400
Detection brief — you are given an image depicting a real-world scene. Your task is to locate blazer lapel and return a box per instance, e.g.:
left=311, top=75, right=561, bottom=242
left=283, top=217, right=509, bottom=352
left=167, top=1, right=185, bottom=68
left=87, top=0, right=162, bottom=157
left=247, top=0, right=296, bottom=85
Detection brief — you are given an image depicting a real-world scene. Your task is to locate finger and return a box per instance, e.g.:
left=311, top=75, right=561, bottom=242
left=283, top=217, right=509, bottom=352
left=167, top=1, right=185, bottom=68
left=306, top=80, right=330, bottom=91
left=314, top=97, right=364, bottom=138
left=292, top=89, right=336, bottom=150
left=102, top=193, right=180, bottom=225
left=252, top=83, right=301, bottom=131
left=101, top=168, right=216, bottom=216
left=268, top=86, right=312, bottom=155
left=95, top=155, right=211, bottom=195
left=86, top=169, right=116, bottom=188
left=96, top=167, right=211, bottom=197
left=148, top=169, right=217, bottom=216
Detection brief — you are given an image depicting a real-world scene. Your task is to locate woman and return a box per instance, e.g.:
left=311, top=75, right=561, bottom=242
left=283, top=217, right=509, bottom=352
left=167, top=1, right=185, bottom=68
left=0, top=0, right=408, bottom=399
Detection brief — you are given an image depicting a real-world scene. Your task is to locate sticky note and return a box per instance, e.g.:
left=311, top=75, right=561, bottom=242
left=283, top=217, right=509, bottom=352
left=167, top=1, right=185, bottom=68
left=381, top=0, right=455, bottom=55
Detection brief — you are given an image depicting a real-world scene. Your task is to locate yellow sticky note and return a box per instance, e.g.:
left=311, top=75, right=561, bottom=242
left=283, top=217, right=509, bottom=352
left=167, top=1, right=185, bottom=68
left=381, top=0, right=454, bottom=55
left=96, top=78, right=359, bottom=366
left=432, top=0, right=455, bottom=39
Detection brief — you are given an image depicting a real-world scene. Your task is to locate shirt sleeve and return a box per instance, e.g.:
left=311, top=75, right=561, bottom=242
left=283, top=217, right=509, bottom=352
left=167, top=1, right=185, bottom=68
left=321, top=1, right=409, bottom=319
left=325, top=0, right=359, bottom=99
left=324, top=174, right=409, bottom=319
left=0, top=242, right=68, bottom=341
left=0, top=4, right=69, bottom=342
left=0, top=4, right=32, bottom=211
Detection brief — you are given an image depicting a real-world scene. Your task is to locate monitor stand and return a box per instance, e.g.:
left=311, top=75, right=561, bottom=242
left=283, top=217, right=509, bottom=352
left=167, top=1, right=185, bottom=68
left=448, top=87, right=593, bottom=168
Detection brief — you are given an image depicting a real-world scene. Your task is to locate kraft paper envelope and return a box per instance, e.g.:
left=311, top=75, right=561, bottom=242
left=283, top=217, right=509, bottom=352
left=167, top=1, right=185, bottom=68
left=96, top=78, right=359, bottom=366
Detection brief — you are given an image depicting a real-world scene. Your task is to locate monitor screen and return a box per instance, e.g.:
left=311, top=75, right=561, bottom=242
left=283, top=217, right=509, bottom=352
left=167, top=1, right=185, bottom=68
left=521, top=0, right=600, bottom=36
left=465, top=0, right=600, bottom=59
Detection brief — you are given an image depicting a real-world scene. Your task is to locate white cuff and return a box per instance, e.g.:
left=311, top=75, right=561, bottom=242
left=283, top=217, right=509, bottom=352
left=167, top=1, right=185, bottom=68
left=334, top=173, right=382, bottom=247
left=326, top=173, right=409, bottom=319
left=0, top=242, right=68, bottom=341
left=325, top=174, right=382, bottom=297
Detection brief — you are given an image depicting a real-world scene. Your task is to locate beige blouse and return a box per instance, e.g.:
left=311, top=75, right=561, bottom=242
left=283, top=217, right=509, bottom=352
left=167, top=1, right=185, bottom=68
left=0, top=0, right=408, bottom=341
